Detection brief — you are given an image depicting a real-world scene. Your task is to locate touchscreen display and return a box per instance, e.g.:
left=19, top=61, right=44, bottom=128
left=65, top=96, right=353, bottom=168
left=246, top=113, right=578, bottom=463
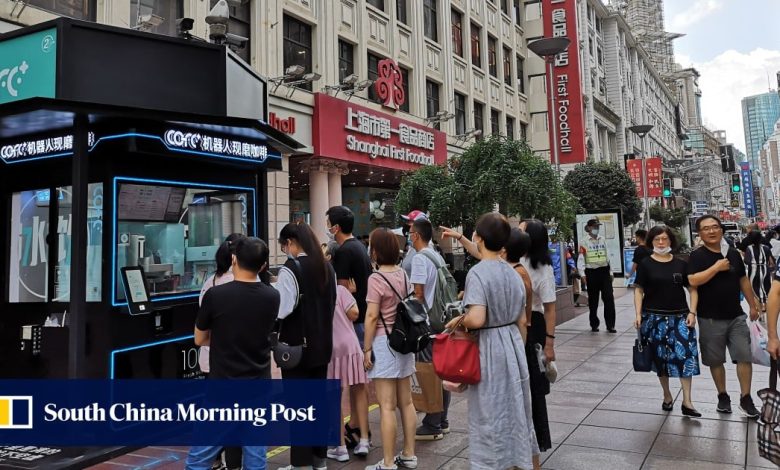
left=125, top=269, right=149, bottom=303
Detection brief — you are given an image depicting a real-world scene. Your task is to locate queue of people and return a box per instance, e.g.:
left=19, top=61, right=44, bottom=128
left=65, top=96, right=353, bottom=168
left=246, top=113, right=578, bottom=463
left=184, top=205, right=562, bottom=470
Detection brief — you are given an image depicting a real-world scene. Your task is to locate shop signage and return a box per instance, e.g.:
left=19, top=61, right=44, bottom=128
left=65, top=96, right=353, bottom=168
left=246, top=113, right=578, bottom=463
left=0, top=28, right=57, bottom=105
left=0, top=132, right=95, bottom=163
left=163, top=129, right=269, bottom=162
left=626, top=159, right=644, bottom=197
left=645, top=157, right=663, bottom=197
left=374, top=59, right=405, bottom=110
left=312, top=93, right=446, bottom=171
left=269, top=112, right=296, bottom=134
left=542, top=0, right=587, bottom=164
left=741, top=162, right=755, bottom=217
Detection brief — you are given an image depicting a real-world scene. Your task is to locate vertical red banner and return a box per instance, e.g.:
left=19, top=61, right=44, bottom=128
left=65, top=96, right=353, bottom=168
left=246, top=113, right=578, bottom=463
left=626, top=159, right=644, bottom=197
left=542, top=0, right=587, bottom=165
left=645, top=157, right=663, bottom=197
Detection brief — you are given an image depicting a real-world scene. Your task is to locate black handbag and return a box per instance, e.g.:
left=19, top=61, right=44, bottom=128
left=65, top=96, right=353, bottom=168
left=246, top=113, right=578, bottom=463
left=272, top=258, right=305, bottom=370
left=632, top=328, right=653, bottom=372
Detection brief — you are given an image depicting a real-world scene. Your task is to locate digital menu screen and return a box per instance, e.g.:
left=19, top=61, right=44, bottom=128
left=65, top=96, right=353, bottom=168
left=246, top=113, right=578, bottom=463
left=117, top=184, right=186, bottom=222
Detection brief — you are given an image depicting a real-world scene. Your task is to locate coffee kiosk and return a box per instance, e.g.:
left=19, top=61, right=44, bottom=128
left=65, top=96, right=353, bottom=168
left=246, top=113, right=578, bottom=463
left=0, top=19, right=302, bottom=381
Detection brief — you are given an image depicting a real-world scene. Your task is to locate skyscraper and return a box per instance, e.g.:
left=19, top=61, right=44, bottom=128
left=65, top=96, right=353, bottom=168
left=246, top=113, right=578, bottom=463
left=742, top=91, right=780, bottom=168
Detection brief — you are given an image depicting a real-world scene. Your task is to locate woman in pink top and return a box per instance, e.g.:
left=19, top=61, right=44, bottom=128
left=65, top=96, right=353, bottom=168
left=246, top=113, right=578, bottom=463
left=363, top=228, right=417, bottom=470
left=324, top=243, right=369, bottom=463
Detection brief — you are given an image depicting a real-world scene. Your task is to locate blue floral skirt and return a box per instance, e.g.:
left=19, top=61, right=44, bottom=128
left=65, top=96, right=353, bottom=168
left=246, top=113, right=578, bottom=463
left=640, top=312, right=701, bottom=378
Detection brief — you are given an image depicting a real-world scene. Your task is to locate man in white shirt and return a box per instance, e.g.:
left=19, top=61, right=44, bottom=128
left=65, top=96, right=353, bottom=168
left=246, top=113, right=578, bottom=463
left=409, top=218, right=450, bottom=441
left=401, top=209, right=434, bottom=276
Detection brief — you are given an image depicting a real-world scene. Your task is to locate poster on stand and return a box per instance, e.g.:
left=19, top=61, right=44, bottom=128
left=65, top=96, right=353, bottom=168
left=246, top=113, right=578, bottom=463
left=574, top=210, right=625, bottom=277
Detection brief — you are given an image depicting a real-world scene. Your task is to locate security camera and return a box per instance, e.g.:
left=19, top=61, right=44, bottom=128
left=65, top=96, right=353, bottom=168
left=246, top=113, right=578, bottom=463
left=176, top=17, right=194, bottom=32
left=225, top=33, right=248, bottom=50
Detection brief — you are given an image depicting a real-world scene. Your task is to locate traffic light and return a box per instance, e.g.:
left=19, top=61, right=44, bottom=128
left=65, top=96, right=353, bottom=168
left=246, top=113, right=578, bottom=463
left=720, top=145, right=735, bottom=172
left=731, top=173, right=741, bottom=192
left=662, top=178, right=672, bottom=197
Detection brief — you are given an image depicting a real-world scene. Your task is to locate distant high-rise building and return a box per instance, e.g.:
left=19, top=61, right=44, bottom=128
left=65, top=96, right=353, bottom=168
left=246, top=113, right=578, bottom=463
left=741, top=91, right=780, bottom=168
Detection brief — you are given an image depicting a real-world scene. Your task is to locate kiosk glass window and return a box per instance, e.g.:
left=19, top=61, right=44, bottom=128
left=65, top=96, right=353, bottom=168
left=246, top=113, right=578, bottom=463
left=8, top=184, right=103, bottom=303
left=114, top=182, right=253, bottom=302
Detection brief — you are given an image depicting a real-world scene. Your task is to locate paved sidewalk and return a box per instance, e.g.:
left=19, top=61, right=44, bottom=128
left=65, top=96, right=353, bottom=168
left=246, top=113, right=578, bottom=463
left=91, top=288, right=778, bottom=469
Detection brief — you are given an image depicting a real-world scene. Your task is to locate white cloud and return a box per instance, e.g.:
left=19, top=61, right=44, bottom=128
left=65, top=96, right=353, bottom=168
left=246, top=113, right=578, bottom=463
left=669, top=0, right=724, bottom=31
left=681, top=48, right=780, bottom=154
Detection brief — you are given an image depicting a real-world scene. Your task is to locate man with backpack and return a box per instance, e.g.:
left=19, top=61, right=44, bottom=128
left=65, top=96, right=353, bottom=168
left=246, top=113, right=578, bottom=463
left=409, top=218, right=459, bottom=441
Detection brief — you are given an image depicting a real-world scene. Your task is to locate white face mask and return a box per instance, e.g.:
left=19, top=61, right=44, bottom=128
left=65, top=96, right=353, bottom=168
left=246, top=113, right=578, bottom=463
left=325, top=229, right=335, bottom=242
left=653, top=247, right=672, bottom=255
left=590, top=229, right=599, bottom=236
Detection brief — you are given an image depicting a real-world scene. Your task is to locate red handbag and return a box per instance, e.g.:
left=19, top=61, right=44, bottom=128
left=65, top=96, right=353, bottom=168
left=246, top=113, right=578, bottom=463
left=432, top=315, right=481, bottom=384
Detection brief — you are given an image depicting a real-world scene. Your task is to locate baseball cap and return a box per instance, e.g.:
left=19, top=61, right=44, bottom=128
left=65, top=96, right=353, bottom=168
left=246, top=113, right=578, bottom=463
left=401, top=210, right=429, bottom=222
left=586, top=218, right=601, bottom=227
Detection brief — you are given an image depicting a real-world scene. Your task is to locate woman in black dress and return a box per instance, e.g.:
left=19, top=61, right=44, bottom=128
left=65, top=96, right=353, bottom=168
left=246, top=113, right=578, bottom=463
left=633, top=226, right=701, bottom=417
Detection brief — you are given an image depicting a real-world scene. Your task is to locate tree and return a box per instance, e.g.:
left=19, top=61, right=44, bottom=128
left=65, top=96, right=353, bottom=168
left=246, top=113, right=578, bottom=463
left=563, top=161, right=643, bottom=225
left=396, top=136, right=578, bottom=238
left=649, top=203, right=692, bottom=251
left=395, top=164, right=451, bottom=215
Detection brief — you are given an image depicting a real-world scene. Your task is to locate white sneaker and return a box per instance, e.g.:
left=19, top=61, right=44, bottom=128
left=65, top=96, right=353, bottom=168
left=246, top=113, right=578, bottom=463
left=326, top=446, right=349, bottom=462
left=394, top=454, right=418, bottom=469
left=365, top=460, right=397, bottom=470
left=276, top=466, right=313, bottom=470
left=354, top=439, right=370, bottom=457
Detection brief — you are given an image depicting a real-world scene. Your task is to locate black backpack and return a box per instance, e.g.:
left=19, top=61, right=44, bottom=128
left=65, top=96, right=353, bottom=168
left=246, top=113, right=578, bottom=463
left=376, top=272, right=431, bottom=354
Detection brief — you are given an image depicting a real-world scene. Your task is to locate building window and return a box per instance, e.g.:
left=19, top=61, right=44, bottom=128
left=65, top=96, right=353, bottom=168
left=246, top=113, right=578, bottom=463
left=474, top=102, right=484, bottom=138
left=397, top=0, right=408, bottom=24
left=424, top=0, right=438, bottom=41
left=520, top=122, right=528, bottom=140
left=506, top=117, right=515, bottom=139
left=488, top=36, right=498, bottom=78
left=399, top=66, right=411, bottom=112
left=503, top=46, right=512, bottom=86
left=28, top=0, right=94, bottom=19
left=426, top=80, right=441, bottom=129
left=283, top=15, right=313, bottom=91
left=491, top=109, right=500, bottom=136
left=597, top=46, right=604, bottom=67
left=209, top=0, right=250, bottom=62
left=455, top=93, right=467, bottom=135
left=451, top=9, right=464, bottom=58
left=517, top=55, right=525, bottom=94
left=514, top=0, right=522, bottom=23
left=525, top=1, right=541, bottom=21
left=338, top=39, right=354, bottom=84
left=130, top=0, right=182, bottom=37
left=367, top=0, right=385, bottom=11
left=531, top=112, right=548, bottom=132
left=471, top=23, right=482, bottom=68
left=501, top=0, right=510, bottom=16
left=367, top=53, right=381, bottom=103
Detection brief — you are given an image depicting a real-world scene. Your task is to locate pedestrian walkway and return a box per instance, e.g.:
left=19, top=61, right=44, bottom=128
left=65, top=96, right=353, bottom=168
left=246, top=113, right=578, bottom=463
left=90, top=288, right=777, bottom=469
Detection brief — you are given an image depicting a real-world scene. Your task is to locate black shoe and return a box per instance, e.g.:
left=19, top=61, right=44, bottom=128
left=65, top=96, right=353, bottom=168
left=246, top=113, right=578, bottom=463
left=740, top=394, right=760, bottom=419
left=717, top=392, right=732, bottom=414
left=344, top=423, right=358, bottom=449
left=591, top=327, right=600, bottom=332
left=681, top=405, right=702, bottom=417
left=415, top=424, right=444, bottom=441
left=662, top=401, right=673, bottom=411
left=607, top=328, right=617, bottom=333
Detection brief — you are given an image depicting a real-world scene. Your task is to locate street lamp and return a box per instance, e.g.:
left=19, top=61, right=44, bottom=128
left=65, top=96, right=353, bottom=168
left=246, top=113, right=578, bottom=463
left=628, top=124, right=654, bottom=228
left=528, top=37, right=571, bottom=176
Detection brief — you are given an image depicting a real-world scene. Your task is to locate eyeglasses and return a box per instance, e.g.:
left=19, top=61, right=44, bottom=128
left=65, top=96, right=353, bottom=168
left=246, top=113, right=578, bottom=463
left=699, top=225, right=722, bottom=233
left=654, top=236, right=670, bottom=242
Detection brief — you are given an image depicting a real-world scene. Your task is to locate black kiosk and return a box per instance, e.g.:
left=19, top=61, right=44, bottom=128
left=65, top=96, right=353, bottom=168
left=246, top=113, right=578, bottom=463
left=0, top=19, right=302, bottom=382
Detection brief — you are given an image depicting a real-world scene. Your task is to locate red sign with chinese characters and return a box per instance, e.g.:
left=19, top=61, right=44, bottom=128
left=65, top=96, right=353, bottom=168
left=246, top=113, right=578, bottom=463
left=542, top=0, right=587, bottom=165
left=374, top=59, right=406, bottom=110
left=312, top=93, right=447, bottom=171
left=626, top=159, right=644, bottom=197
left=645, top=157, right=663, bottom=197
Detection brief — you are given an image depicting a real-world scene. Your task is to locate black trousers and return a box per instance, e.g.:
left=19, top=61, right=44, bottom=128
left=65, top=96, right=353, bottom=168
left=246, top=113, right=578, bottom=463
left=281, top=363, right=329, bottom=466
left=585, top=266, right=615, bottom=329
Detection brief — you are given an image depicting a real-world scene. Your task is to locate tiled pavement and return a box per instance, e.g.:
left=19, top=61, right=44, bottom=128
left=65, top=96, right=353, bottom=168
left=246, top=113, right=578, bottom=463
left=91, top=288, right=779, bottom=470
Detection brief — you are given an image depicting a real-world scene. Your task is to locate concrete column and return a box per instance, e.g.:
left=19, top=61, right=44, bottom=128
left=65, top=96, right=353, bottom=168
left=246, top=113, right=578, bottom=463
left=309, top=168, right=329, bottom=243
left=328, top=171, right=342, bottom=209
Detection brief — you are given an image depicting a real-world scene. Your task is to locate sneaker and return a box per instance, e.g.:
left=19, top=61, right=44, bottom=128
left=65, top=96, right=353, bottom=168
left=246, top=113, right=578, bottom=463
left=441, top=420, right=450, bottom=435
left=327, top=446, right=349, bottom=462
left=394, top=454, right=418, bottom=469
left=365, top=460, right=397, bottom=470
left=740, top=394, right=760, bottom=419
left=313, top=458, right=327, bottom=470
left=717, top=392, right=732, bottom=413
left=277, top=466, right=312, bottom=470
left=414, top=424, right=443, bottom=441
left=354, top=439, right=370, bottom=457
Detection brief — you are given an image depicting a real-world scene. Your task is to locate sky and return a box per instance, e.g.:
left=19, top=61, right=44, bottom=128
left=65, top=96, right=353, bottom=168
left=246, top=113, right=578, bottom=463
left=663, top=0, right=780, bottom=154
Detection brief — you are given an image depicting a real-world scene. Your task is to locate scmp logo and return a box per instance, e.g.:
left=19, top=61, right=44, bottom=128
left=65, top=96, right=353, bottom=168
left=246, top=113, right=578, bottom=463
left=0, top=396, right=33, bottom=429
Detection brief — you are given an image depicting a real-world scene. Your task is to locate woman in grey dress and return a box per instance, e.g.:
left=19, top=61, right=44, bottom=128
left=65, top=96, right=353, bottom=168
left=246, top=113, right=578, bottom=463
left=447, top=213, right=538, bottom=470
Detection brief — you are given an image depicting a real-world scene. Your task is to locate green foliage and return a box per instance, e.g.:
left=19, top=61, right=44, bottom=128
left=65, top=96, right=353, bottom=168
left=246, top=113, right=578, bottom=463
left=649, top=204, right=690, bottom=229
left=563, top=162, right=643, bottom=225
left=396, top=136, right=579, bottom=239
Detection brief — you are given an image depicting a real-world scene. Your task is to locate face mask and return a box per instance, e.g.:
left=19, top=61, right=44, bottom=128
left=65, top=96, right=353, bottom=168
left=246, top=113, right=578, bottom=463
left=590, top=229, right=599, bottom=236
left=653, top=247, right=672, bottom=255
left=325, top=229, right=335, bottom=242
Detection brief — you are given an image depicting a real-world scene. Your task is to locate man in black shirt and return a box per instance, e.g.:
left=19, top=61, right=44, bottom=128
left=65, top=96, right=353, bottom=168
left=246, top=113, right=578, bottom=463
left=688, top=215, right=760, bottom=419
left=187, top=237, right=279, bottom=470
left=630, top=229, right=650, bottom=285
left=326, top=205, right=372, bottom=454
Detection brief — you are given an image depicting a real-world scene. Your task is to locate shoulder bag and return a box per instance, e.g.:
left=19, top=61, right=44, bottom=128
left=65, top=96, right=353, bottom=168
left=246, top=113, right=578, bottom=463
left=271, top=258, right=305, bottom=370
